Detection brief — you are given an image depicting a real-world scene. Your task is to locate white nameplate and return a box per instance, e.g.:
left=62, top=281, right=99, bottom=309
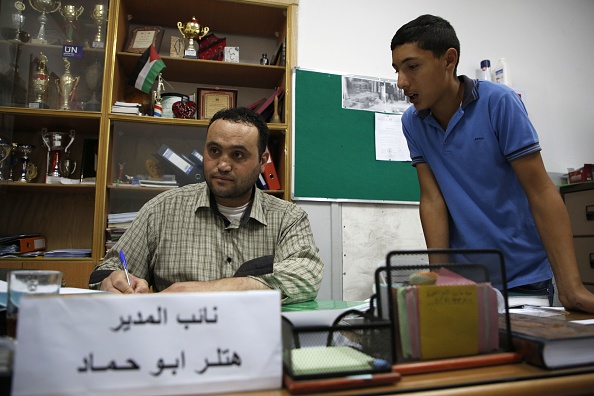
left=12, top=291, right=282, bottom=396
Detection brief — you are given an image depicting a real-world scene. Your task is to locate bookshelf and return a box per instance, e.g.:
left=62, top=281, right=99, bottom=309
left=0, top=0, right=297, bottom=288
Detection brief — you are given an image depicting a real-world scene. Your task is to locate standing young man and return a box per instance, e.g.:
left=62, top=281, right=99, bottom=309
left=90, top=107, right=323, bottom=304
left=390, top=14, right=594, bottom=313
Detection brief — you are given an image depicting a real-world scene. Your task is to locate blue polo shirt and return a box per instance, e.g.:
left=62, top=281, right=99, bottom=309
left=402, top=76, right=552, bottom=289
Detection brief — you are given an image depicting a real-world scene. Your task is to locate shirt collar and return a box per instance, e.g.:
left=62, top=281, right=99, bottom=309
left=198, top=185, right=267, bottom=227
left=415, top=75, right=479, bottom=119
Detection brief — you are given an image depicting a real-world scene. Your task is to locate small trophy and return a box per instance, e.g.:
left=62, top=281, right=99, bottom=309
left=59, top=4, right=83, bottom=43
left=0, top=140, right=11, bottom=181
left=11, top=1, right=26, bottom=42
left=90, top=4, right=106, bottom=48
left=56, top=57, right=79, bottom=110
left=58, top=153, right=76, bottom=177
left=29, top=0, right=62, bottom=44
left=15, top=144, right=35, bottom=183
left=84, top=59, right=102, bottom=111
left=41, top=128, right=75, bottom=179
left=177, top=17, right=209, bottom=59
left=30, top=52, right=49, bottom=109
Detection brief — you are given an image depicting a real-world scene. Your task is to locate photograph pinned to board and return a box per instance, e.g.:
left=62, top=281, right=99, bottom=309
left=342, top=75, right=411, bottom=114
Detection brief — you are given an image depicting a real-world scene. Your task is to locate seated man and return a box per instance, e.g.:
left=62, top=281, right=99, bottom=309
left=89, top=107, right=324, bottom=304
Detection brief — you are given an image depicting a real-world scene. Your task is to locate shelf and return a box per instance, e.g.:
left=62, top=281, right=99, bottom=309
left=121, top=0, right=288, bottom=38
left=0, top=182, right=96, bottom=193
left=117, top=52, right=285, bottom=89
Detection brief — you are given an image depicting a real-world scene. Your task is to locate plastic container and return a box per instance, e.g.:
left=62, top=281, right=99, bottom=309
left=494, top=58, right=512, bottom=86
left=480, top=60, right=492, bottom=81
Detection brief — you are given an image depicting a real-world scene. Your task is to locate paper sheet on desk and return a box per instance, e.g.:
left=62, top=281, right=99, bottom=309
left=0, top=280, right=103, bottom=307
left=281, top=300, right=369, bottom=327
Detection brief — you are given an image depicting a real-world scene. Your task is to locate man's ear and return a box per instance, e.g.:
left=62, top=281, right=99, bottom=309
left=444, top=48, right=458, bottom=72
left=260, top=150, right=269, bottom=172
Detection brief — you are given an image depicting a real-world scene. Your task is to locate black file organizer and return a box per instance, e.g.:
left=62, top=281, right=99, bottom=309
left=374, top=249, right=514, bottom=364
left=282, top=308, right=394, bottom=380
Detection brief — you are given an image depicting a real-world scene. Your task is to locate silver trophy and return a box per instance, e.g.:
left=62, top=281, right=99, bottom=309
left=12, top=1, right=26, bottom=42
left=58, top=153, right=76, bottom=177
left=0, top=140, right=11, bottom=181
left=16, top=144, right=35, bottom=182
left=41, top=128, right=75, bottom=177
left=90, top=4, right=106, bottom=48
left=56, top=57, right=79, bottom=110
left=29, top=0, right=62, bottom=44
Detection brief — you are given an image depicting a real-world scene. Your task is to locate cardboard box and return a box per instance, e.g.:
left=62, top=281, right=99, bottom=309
left=568, top=164, right=593, bottom=184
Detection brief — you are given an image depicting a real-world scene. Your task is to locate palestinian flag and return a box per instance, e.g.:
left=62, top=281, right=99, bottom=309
left=129, top=44, right=166, bottom=93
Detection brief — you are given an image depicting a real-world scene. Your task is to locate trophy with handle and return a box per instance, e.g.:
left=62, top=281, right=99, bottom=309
left=30, top=52, right=49, bottom=108
left=12, top=1, right=26, bottom=42
left=41, top=128, right=75, bottom=178
left=16, top=144, right=35, bottom=182
left=59, top=4, right=84, bottom=43
left=56, top=57, right=79, bottom=110
left=29, top=0, right=62, bottom=44
left=177, top=17, right=209, bottom=59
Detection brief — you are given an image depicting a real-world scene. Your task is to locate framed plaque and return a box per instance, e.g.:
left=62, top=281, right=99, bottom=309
left=197, top=88, right=237, bottom=119
left=126, top=27, right=164, bottom=53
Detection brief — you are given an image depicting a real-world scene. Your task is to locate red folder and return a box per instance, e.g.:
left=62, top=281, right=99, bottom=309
left=19, top=236, right=46, bottom=253
left=263, top=146, right=281, bottom=190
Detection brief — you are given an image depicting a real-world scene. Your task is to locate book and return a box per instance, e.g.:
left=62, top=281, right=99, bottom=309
left=503, top=313, right=594, bottom=369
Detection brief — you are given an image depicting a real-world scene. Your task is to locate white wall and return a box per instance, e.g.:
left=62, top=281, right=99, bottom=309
left=295, top=0, right=594, bottom=301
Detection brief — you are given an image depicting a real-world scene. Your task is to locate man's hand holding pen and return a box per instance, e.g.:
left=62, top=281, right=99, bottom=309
left=99, top=271, right=150, bottom=294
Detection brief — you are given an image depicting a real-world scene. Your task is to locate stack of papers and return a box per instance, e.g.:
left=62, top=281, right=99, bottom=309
left=44, top=249, right=91, bottom=258
left=108, top=212, right=137, bottom=224
left=139, top=179, right=178, bottom=188
left=111, top=101, right=141, bottom=115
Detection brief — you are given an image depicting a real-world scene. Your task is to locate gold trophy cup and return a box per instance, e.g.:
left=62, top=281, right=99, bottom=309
left=177, top=17, right=209, bottom=59
left=55, top=57, right=80, bottom=110
left=90, top=4, right=106, bottom=48
left=59, top=4, right=83, bottom=43
left=30, top=52, right=49, bottom=108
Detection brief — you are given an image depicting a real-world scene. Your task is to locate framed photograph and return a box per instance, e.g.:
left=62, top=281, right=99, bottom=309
left=197, top=88, right=237, bottom=119
left=126, top=26, right=164, bottom=53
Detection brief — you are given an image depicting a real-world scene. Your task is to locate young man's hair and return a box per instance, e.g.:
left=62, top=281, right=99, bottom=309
left=209, top=107, right=269, bottom=156
left=390, top=14, right=460, bottom=74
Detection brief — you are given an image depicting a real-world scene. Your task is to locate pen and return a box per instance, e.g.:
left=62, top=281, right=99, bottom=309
left=119, top=250, right=132, bottom=287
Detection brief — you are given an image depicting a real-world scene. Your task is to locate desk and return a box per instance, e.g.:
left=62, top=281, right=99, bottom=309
left=222, top=363, right=594, bottom=395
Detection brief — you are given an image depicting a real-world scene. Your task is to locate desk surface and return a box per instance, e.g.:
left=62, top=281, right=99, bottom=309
left=223, top=363, right=594, bottom=396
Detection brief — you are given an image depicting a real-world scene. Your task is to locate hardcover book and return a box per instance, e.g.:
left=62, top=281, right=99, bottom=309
left=502, top=313, right=594, bottom=369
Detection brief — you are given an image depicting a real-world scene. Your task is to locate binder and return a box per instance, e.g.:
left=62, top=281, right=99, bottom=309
left=0, top=234, right=46, bottom=254
left=263, top=146, right=281, bottom=190
left=18, top=236, right=46, bottom=253
left=155, top=144, right=204, bottom=186
left=256, top=173, right=269, bottom=190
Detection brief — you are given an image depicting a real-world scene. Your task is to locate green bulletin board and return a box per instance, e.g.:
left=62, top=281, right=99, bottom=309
left=292, top=68, right=420, bottom=202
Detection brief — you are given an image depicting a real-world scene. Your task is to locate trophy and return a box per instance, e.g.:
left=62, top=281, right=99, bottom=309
left=177, top=17, right=209, bottom=59
left=84, top=59, right=102, bottom=111
left=90, top=4, right=106, bottom=48
left=15, top=144, right=35, bottom=183
left=58, top=153, right=76, bottom=177
left=0, top=140, right=11, bottom=181
left=11, top=1, right=26, bottom=42
left=41, top=128, right=75, bottom=178
left=59, top=4, right=83, bottom=43
left=30, top=52, right=49, bottom=109
left=29, top=0, right=62, bottom=44
left=55, top=57, right=79, bottom=110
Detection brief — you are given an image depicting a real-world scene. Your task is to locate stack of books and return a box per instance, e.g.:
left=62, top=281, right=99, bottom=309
left=105, top=212, right=137, bottom=253
left=111, top=101, right=141, bottom=115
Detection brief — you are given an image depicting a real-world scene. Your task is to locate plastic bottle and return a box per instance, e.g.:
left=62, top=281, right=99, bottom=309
left=494, top=58, right=511, bottom=86
left=480, top=60, right=492, bottom=81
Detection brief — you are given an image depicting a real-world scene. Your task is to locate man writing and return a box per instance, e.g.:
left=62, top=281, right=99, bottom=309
left=390, top=14, right=594, bottom=313
left=90, top=107, right=323, bottom=304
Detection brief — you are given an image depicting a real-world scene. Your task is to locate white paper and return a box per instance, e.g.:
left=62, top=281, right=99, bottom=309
left=374, top=113, right=409, bottom=161
left=12, top=290, right=282, bottom=396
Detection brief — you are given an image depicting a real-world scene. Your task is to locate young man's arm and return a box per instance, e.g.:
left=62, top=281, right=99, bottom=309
left=511, top=152, right=594, bottom=313
left=416, top=163, right=450, bottom=256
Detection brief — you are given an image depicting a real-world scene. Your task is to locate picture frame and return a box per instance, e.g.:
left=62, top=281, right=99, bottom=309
left=126, top=26, right=164, bottom=53
left=196, top=87, right=237, bottom=119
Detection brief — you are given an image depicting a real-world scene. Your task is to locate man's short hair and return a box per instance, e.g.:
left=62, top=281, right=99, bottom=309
left=209, top=107, right=269, bottom=156
left=390, top=14, right=460, bottom=74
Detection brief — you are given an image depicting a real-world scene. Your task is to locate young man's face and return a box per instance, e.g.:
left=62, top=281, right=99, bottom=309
left=391, top=43, right=451, bottom=111
left=204, top=119, right=268, bottom=207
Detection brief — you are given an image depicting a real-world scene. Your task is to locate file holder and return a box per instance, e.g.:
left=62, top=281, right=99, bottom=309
left=374, top=249, right=514, bottom=365
left=282, top=309, right=394, bottom=381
